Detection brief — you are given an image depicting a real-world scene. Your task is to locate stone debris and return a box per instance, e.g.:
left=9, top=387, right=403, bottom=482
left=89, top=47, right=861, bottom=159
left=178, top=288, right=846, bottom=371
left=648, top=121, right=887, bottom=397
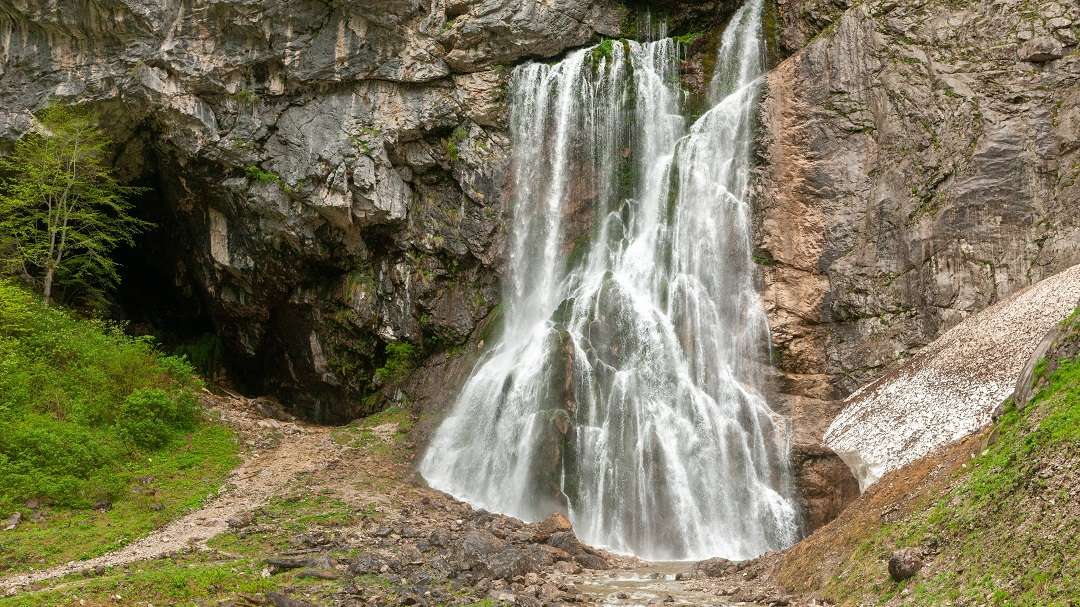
left=3, top=513, right=21, bottom=531
left=825, top=264, right=1080, bottom=489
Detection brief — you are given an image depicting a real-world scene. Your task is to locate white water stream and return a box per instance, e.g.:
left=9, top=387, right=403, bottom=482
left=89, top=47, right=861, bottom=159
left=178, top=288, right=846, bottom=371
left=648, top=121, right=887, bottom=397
left=421, top=0, right=800, bottom=560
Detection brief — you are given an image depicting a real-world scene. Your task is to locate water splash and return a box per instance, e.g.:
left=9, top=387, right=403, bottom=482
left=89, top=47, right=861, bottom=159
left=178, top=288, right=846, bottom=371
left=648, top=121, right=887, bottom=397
left=420, top=0, right=800, bottom=561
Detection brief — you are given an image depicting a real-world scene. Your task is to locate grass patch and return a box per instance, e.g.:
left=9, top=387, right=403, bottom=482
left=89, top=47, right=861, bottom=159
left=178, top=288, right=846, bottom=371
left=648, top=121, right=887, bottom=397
left=244, top=164, right=293, bottom=194
left=0, top=425, right=237, bottom=574
left=207, top=493, right=366, bottom=558
left=0, top=553, right=350, bottom=607
left=0, top=281, right=239, bottom=573
left=331, top=406, right=415, bottom=459
left=590, top=37, right=616, bottom=64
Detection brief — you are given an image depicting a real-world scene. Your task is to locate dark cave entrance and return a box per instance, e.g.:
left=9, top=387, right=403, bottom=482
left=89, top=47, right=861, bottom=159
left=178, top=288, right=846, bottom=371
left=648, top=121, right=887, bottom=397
left=110, top=166, right=232, bottom=384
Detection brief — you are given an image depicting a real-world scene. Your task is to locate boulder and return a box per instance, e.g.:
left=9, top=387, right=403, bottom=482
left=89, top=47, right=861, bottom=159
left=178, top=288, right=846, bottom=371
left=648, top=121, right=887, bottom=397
left=573, top=553, right=609, bottom=570
left=546, top=531, right=584, bottom=554
left=888, top=549, right=923, bottom=582
left=531, top=512, right=573, bottom=542
left=1019, top=37, right=1065, bottom=62
left=456, top=529, right=507, bottom=570
left=694, top=557, right=737, bottom=578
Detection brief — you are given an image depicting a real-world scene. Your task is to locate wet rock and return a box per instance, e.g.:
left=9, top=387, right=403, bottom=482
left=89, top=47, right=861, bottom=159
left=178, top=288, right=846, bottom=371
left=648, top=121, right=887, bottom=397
left=546, top=531, right=584, bottom=554
left=573, top=553, right=609, bottom=571
left=888, top=549, right=923, bottom=581
left=694, top=557, right=737, bottom=578
left=531, top=512, right=573, bottom=542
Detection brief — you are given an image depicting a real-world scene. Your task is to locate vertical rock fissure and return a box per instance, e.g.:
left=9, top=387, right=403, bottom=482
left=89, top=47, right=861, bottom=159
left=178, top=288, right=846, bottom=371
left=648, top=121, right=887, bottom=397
left=421, top=0, right=801, bottom=561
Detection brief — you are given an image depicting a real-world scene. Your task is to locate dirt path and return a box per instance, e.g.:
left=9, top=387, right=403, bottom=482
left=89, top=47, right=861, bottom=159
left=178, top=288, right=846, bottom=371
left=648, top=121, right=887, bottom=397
left=0, top=396, right=335, bottom=593
left=1, top=396, right=778, bottom=605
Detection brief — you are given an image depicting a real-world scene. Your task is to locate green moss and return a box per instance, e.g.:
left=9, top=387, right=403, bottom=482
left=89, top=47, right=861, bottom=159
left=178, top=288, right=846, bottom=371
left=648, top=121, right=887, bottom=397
left=244, top=164, right=294, bottom=194
left=752, top=249, right=777, bottom=266
left=373, top=341, right=417, bottom=385
left=591, top=38, right=616, bottom=64
left=673, top=31, right=702, bottom=46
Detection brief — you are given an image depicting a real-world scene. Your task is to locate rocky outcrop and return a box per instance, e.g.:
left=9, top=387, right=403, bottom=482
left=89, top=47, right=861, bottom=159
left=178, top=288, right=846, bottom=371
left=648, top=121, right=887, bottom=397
left=0, top=0, right=622, bottom=420
left=756, top=0, right=1080, bottom=526
left=825, top=264, right=1080, bottom=489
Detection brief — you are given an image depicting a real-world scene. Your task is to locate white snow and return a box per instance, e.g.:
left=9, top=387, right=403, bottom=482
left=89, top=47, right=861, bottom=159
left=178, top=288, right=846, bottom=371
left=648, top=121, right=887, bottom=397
left=824, top=264, right=1080, bottom=490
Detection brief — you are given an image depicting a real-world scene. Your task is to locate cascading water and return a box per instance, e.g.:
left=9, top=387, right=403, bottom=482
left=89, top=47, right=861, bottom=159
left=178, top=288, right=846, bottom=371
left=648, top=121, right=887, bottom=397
left=420, top=0, right=801, bottom=561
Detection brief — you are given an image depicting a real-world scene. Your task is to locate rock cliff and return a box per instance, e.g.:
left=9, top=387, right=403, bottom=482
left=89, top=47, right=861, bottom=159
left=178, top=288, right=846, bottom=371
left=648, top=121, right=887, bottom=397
left=0, top=0, right=622, bottom=421
left=756, top=0, right=1080, bottom=528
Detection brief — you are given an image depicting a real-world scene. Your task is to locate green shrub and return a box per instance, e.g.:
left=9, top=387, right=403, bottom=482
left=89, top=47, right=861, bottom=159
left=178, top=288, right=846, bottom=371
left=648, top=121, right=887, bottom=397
left=117, top=388, right=200, bottom=449
left=374, top=341, right=416, bottom=385
left=0, top=280, right=209, bottom=509
left=173, top=333, right=226, bottom=376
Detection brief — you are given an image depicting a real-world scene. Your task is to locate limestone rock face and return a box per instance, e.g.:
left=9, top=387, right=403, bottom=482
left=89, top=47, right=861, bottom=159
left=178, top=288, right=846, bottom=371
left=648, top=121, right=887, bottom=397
left=0, top=0, right=622, bottom=420
left=757, top=0, right=1080, bottom=526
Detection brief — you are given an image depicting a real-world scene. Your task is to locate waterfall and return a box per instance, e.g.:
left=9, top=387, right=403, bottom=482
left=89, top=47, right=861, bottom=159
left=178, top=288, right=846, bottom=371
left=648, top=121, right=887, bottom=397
left=420, top=0, right=801, bottom=561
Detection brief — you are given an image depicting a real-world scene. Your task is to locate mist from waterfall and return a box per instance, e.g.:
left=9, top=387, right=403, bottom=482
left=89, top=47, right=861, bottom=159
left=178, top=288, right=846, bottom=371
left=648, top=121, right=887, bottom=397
left=419, top=0, right=801, bottom=561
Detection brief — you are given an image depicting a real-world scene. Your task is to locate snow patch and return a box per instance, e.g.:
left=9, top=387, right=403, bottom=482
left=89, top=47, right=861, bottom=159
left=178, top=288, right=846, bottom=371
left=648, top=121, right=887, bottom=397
left=825, top=264, right=1080, bottom=490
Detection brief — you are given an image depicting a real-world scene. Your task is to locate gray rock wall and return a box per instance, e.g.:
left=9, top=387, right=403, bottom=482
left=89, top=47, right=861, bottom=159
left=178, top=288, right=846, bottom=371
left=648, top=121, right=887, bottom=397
left=757, top=0, right=1080, bottom=527
left=0, top=0, right=621, bottom=420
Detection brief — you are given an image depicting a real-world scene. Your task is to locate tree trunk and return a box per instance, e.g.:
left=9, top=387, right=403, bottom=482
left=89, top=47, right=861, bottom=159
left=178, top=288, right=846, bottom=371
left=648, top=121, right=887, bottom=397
left=42, top=263, right=54, bottom=306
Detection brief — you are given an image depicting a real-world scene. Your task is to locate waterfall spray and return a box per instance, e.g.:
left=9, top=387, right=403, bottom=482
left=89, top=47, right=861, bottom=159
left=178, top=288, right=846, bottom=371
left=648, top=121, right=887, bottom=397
left=421, top=0, right=800, bottom=560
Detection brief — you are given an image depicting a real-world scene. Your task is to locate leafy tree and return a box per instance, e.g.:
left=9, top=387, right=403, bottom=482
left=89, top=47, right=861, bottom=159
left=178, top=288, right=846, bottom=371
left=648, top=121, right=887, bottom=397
left=0, top=103, right=149, bottom=305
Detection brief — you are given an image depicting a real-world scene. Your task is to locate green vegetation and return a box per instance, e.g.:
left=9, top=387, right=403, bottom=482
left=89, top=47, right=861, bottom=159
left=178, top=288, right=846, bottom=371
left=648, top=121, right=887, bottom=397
left=0, top=281, right=238, bottom=573
left=173, top=332, right=227, bottom=378
left=245, top=164, right=282, bottom=185
left=0, top=104, right=150, bottom=307
left=591, top=38, right=616, bottom=64
left=444, top=126, right=469, bottom=162
left=374, top=341, right=417, bottom=385
left=331, top=406, right=415, bottom=458
left=350, top=125, right=382, bottom=156
left=821, top=309, right=1080, bottom=605
left=752, top=249, right=777, bottom=266
left=673, top=31, right=703, bottom=46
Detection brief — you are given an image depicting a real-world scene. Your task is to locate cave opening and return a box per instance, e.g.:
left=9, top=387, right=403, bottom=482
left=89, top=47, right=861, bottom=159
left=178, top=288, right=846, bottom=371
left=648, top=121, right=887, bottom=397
left=109, top=162, right=233, bottom=387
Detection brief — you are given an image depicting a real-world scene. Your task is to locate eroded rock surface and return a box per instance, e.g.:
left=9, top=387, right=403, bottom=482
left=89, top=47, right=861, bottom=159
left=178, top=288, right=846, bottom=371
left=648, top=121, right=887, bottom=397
left=758, top=0, right=1080, bottom=525
left=0, top=0, right=624, bottom=420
